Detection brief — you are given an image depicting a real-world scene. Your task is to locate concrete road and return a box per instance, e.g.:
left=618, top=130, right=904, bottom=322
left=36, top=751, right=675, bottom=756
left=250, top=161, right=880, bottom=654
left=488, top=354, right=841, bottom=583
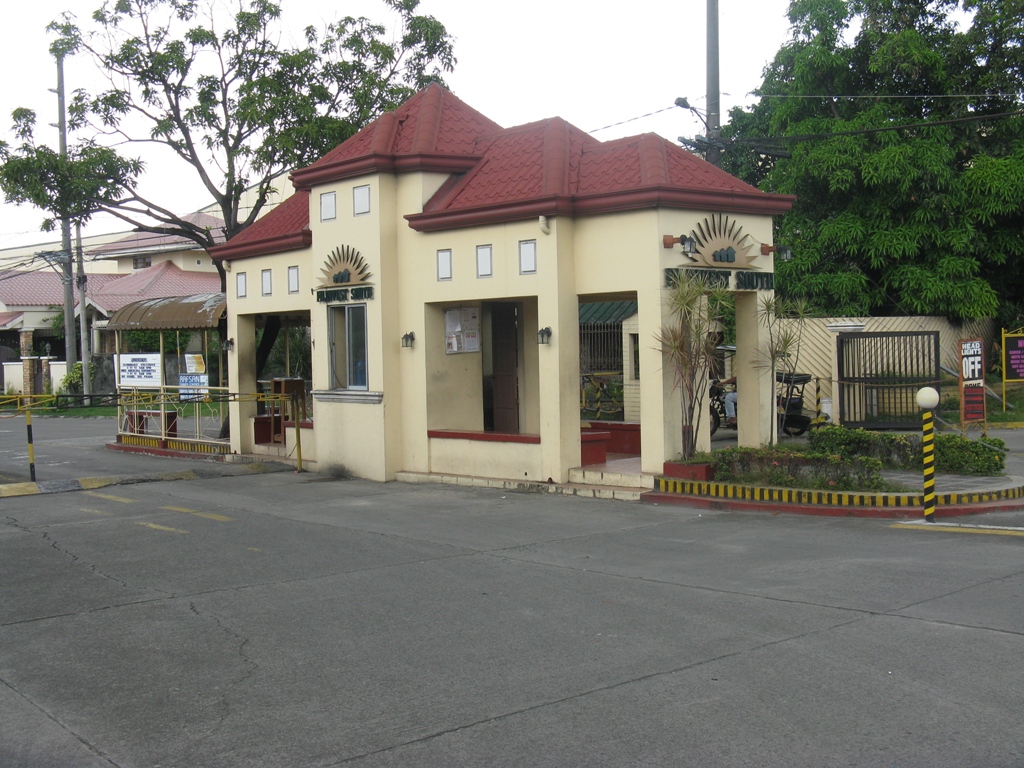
left=3, top=470, right=1023, bottom=767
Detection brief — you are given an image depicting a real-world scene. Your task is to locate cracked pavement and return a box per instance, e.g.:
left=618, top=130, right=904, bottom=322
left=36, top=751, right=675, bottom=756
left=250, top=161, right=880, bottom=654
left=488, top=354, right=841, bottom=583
left=2, top=467, right=1024, bottom=767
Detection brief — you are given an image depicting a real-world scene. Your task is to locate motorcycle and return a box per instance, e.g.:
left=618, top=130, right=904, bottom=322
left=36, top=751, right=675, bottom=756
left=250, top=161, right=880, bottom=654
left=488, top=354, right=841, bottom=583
left=709, top=373, right=829, bottom=437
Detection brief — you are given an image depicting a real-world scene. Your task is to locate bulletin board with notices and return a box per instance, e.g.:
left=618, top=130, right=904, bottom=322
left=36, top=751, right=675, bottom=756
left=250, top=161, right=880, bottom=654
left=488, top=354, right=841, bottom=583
left=444, top=307, right=480, bottom=354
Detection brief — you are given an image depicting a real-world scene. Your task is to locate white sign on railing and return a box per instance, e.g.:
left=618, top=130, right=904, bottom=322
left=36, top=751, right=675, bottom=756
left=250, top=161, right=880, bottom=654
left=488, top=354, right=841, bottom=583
left=117, top=354, right=163, bottom=388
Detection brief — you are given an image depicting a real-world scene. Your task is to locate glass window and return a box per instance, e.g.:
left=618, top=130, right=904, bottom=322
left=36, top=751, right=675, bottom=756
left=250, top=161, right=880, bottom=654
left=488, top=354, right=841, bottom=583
left=519, top=240, right=537, bottom=274
left=236, top=272, right=247, bottom=298
left=261, top=269, right=272, bottom=296
left=288, top=265, right=299, bottom=293
left=330, top=304, right=368, bottom=390
left=133, top=256, right=151, bottom=269
left=476, top=245, right=492, bottom=277
left=437, top=249, right=452, bottom=281
left=320, top=191, right=337, bottom=221
left=353, top=185, right=371, bottom=216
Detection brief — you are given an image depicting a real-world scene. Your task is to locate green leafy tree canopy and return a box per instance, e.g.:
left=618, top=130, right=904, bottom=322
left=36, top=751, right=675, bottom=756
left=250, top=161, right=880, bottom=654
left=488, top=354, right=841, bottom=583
left=722, top=0, right=1024, bottom=324
left=3, top=0, right=455, bottom=256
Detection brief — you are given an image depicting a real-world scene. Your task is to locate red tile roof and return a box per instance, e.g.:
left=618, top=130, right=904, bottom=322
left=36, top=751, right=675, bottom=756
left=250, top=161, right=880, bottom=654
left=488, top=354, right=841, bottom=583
left=219, top=84, right=794, bottom=254
left=290, top=84, right=502, bottom=189
left=210, top=191, right=311, bottom=262
left=89, top=261, right=222, bottom=313
left=0, top=310, right=24, bottom=328
left=0, top=269, right=120, bottom=309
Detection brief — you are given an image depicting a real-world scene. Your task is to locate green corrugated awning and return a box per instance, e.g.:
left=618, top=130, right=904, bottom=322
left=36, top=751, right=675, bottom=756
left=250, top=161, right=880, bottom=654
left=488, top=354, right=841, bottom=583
left=578, top=301, right=638, bottom=325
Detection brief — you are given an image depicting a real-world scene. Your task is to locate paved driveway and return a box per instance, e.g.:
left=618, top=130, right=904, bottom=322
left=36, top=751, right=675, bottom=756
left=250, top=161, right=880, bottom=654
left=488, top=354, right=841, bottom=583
left=3, top=468, right=1023, bottom=767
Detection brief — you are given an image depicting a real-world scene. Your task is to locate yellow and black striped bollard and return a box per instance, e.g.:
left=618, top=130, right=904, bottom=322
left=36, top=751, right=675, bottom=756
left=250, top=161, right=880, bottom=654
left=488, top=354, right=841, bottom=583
left=25, top=409, right=36, bottom=482
left=917, top=387, right=940, bottom=522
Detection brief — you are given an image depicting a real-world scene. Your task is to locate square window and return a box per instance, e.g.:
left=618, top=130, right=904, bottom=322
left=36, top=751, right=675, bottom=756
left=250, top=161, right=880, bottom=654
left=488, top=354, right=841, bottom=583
left=133, top=256, right=151, bottom=270
left=476, top=245, right=492, bottom=278
left=320, top=191, right=337, bottom=221
left=236, top=272, right=247, bottom=298
left=353, top=185, right=371, bottom=216
left=437, top=249, right=452, bottom=281
left=196, top=259, right=203, bottom=266
left=329, top=304, right=368, bottom=390
left=261, top=269, right=272, bottom=296
left=519, top=240, right=537, bottom=274
left=288, top=265, right=299, bottom=293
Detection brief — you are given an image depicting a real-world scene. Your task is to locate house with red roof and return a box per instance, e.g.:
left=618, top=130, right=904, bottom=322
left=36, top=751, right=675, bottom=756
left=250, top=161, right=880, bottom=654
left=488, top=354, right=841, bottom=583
left=211, top=84, right=794, bottom=483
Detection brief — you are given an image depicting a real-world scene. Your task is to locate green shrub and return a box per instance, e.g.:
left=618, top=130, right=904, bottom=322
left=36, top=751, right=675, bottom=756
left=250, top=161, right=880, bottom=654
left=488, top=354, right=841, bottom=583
left=710, top=446, right=892, bottom=491
left=808, top=425, right=918, bottom=468
left=933, top=434, right=1005, bottom=475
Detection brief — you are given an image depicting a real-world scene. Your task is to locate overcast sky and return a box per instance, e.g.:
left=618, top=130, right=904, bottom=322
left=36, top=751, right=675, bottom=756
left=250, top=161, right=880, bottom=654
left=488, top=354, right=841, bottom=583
left=0, top=0, right=794, bottom=251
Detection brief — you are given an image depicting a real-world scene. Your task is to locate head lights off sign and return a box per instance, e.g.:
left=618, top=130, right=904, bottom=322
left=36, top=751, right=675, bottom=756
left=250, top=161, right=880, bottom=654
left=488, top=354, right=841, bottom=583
left=959, top=338, right=985, bottom=429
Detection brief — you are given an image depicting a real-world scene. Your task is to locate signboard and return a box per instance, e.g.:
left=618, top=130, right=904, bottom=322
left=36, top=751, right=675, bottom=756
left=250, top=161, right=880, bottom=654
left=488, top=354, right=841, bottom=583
left=445, top=307, right=480, bottom=354
left=1003, top=332, right=1024, bottom=383
left=184, top=354, right=206, bottom=374
left=118, top=354, right=162, bottom=388
left=179, top=373, right=209, bottom=401
left=959, top=338, right=985, bottom=428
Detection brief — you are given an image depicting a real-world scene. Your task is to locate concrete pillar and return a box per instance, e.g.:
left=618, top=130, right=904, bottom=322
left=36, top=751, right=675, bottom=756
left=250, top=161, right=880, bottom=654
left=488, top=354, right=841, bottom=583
left=734, top=291, right=773, bottom=447
left=22, top=357, right=35, bottom=395
left=227, top=314, right=257, bottom=455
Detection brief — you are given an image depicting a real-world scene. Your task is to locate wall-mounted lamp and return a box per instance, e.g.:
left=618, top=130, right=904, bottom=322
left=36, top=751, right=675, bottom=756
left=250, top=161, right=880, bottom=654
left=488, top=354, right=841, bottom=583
left=537, top=327, right=552, bottom=345
left=224, top=338, right=235, bottom=351
left=44, top=342, right=51, bottom=357
left=663, top=234, right=698, bottom=255
left=401, top=332, right=415, bottom=349
left=760, top=243, right=793, bottom=261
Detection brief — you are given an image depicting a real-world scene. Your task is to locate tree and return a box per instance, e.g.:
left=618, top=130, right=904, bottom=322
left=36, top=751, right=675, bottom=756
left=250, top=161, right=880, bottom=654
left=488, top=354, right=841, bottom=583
left=657, top=271, right=732, bottom=460
left=4, top=0, right=454, bottom=273
left=721, top=0, right=1024, bottom=324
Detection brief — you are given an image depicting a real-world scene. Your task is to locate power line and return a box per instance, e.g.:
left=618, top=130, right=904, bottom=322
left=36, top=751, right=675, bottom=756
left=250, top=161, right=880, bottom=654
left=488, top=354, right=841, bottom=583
left=588, top=105, right=679, bottom=135
left=756, top=92, right=1021, bottom=100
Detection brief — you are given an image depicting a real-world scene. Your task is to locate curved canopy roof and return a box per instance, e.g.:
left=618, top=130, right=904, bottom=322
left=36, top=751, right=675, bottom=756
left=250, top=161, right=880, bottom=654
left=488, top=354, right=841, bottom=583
left=104, top=293, right=226, bottom=331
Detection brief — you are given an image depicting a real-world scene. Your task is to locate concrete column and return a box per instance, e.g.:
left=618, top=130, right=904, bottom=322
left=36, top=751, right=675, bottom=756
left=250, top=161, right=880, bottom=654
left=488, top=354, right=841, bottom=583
left=227, top=314, right=258, bottom=455
left=734, top=291, right=773, bottom=447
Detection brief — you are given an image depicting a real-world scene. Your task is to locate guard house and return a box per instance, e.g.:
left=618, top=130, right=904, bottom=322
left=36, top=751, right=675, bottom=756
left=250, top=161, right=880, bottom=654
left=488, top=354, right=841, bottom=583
left=211, top=85, right=794, bottom=482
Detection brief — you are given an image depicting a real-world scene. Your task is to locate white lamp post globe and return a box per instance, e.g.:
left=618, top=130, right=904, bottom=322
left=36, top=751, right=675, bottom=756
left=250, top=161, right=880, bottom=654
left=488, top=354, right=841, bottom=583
left=916, top=386, right=940, bottom=410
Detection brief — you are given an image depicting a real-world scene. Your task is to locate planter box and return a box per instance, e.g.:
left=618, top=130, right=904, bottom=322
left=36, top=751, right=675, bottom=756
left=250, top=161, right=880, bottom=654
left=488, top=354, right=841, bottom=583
left=584, top=420, right=641, bottom=454
left=581, top=430, right=611, bottom=466
left=663, top=462, right=715, bottom=481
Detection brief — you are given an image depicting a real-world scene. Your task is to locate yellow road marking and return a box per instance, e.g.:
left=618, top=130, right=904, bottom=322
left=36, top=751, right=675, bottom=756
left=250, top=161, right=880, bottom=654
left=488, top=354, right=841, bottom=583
left=0, top=483, right=40, bottom=497
left=81, top=508, right=114, bottom=516
left=247, top=547, right=263, bottom=552
left=136, top=522, right=189, bottom=534
left=890, top=522, right=1024, bottom=538
left=84, top=491, right=136, bottom=504
left=78, top=477, right=117, bottom=490
left=160, top=506, right=234, bottom=522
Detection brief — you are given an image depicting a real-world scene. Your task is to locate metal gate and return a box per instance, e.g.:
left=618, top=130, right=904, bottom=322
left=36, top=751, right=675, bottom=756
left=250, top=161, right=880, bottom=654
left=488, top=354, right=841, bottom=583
left=837, top=331, right=941, bottom=429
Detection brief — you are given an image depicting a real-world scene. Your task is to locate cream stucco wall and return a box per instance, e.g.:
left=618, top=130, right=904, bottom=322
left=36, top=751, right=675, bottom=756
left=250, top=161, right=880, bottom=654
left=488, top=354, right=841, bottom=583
left=223, top=165, right=785, bottom=483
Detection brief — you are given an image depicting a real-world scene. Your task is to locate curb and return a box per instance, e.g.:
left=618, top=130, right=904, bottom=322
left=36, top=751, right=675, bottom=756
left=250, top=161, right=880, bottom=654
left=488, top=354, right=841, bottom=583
left=643, top=476, right=1024, bottom=518
left=0, top=462, right=291, bottom=499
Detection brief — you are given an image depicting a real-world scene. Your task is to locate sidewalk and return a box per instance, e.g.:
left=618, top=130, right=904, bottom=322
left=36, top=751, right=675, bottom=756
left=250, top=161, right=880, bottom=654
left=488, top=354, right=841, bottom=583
left=0, top=414, right=292, bottom=498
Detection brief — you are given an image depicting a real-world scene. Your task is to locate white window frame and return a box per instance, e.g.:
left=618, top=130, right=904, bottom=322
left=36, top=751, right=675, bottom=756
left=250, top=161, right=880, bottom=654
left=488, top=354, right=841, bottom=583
left=288, top=265, right=299, bottom=294
left=320, top=191, right=337, bottom=221
left=437, top=249, right=453, bottom=281
left=329, top=303, right=369, bottom=391
left=261, top=269, right=272, bottom=296
left=476, top=245, right=493, bottom=278
left=236, top=272, right=247, bottom=298
left=519, top=240, right=537, bottom=274
left=353, top=185, right=371, bottom=216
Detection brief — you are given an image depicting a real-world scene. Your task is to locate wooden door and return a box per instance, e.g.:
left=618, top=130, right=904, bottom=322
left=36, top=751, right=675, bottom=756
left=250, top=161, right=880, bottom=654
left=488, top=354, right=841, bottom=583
left=490, top=303, right=520, bottom=434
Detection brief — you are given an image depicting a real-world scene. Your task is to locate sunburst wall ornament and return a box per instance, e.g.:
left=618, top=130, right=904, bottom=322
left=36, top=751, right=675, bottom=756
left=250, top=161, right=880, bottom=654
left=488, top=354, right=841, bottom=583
left=690, top=214, right=756, bottom=269
left=320, top=245, right=372, bottom=287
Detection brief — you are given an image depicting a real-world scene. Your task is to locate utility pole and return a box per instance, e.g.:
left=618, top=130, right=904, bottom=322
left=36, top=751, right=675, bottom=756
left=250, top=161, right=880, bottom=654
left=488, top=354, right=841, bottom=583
left=76, top=223, right=92, bottom=400
left=54, top=53, right=78, bottom=367
left=706, top=0, right=721, bottom=168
